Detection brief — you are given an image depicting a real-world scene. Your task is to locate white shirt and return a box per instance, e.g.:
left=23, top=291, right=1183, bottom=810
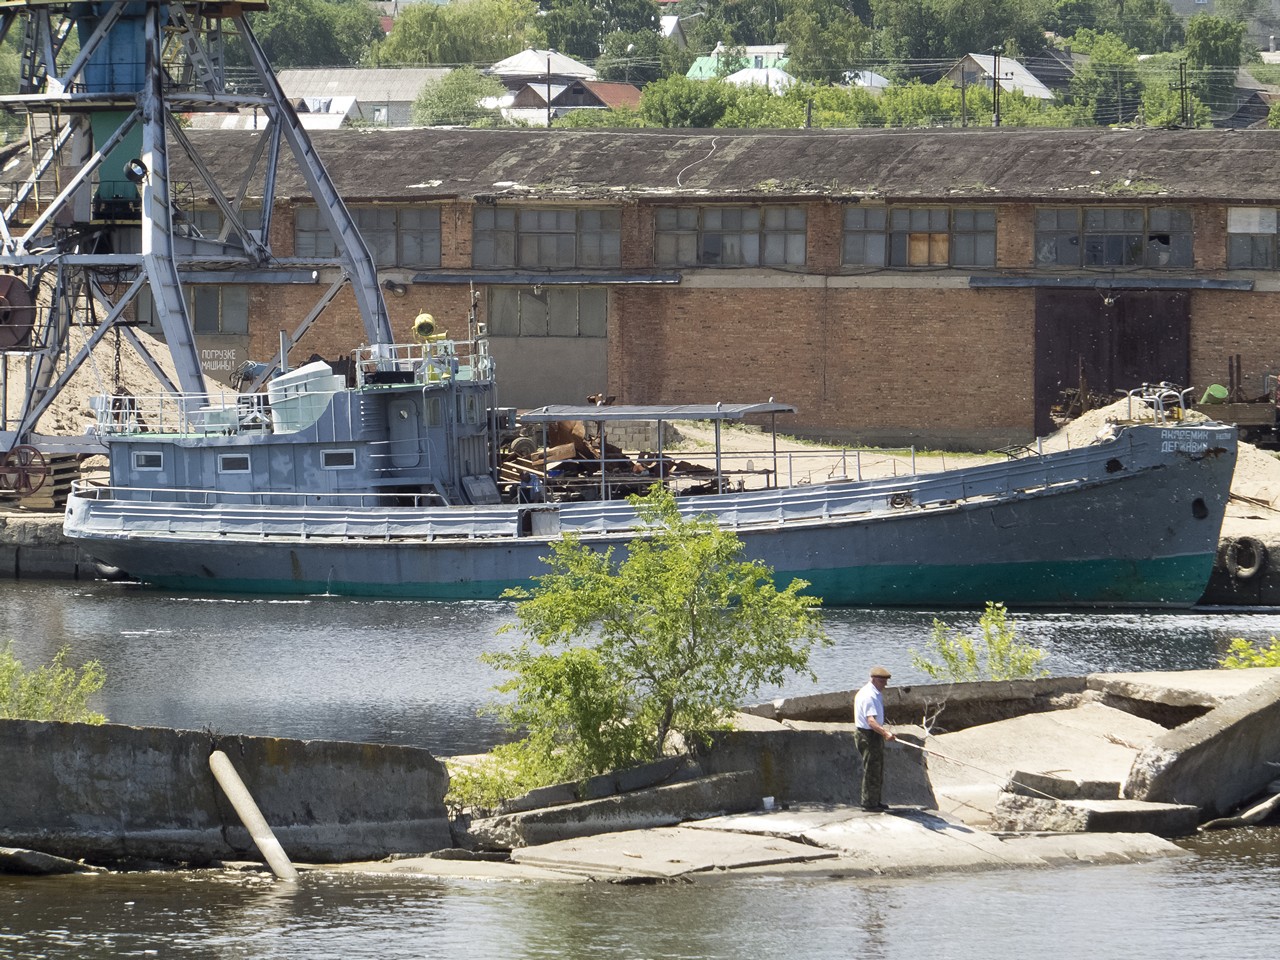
left=854, top=680, right=884, bottom=731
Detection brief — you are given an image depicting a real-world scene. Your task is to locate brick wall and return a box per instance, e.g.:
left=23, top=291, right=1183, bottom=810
left=225, top=196, right=1279, bottom=450
left=613, top=280, right=1035, bottom=449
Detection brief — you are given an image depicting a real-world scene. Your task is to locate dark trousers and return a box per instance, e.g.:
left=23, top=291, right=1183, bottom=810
left=855, top=728, right=884, bottom=808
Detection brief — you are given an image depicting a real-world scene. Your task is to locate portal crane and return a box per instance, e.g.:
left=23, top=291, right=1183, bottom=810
left=0, top=0, right=392, bottom=494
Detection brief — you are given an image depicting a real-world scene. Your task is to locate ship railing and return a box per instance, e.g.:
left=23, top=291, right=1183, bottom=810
left=1121, top=383, right=1196, bottom=423
left=353, top=339, right=494, bottom=388
left=71, top=480, right=455, bottom=514
left=90, top=392, right=272, bottom=437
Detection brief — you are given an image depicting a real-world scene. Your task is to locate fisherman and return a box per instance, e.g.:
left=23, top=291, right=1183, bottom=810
left=854, top=665, right=896, bottom=812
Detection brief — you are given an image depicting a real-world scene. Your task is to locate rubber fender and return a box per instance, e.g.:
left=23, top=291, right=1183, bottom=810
left=1226, top=536, right=1268, bottom=580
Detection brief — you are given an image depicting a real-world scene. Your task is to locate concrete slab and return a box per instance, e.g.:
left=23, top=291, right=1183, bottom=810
left=1091, top=668, right=1280, bottom=707
left=510, top=825, right=836, bottom=879
left=927, top=702, right=1161, bottom=788
left=0, top=846, right=104, bottom=875
left=465, top=770, right=762, bottom=850
left=324, top=855, right=584, bottom=883
left=924, top=702, right=1164, bottom=827
left=997, top=832, right=1187, bottom=865
left=994, top=794, right=1201, bottom=837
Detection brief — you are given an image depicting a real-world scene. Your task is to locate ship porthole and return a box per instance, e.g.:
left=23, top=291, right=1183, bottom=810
left=1191, top=497, right=1208, bottom=520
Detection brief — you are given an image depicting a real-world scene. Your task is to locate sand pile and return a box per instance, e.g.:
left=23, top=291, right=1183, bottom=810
left=1041, top=396, right=1280, bottom=515
left=3, top=326, right=202, bottom=438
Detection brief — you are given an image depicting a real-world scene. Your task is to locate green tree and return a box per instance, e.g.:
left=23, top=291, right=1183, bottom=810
left=544, top=0, right=602, bottom=62
left=641, top=75, right=734, bottom=126
left=873, top=0, right=1049, bottom=62
left=246, top=0, right=381, bottom=68
left=596, top=29, right=670, bottom=87
left=482, top=485, right=828, bottom=790
left=1137, top=53, right=1210, bottom=127
left=410, top=66, right=507, bottom=125
left=1, top=641, right=107, bottom=724
left=1, top=33, right=23, bottom=141
left=555, top=105, right=649, bottom=126
left=878, top=78, right=964, bottom=126
left=372, top=0, right=544, bottom=66
left=1184, top=14, right=1247, bottom=114
left=778, top=0, right=873, bottom=85
left=1050, top=0, right=1183, bottom=53
left=910, top=602, right=1049, bottom=682
left=1219, top=636, right=1280, bottom=668
left=1067, top=30, right=1141, bottom=124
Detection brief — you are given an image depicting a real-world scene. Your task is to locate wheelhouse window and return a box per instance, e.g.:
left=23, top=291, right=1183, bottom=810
left=217, top=454, right=250, bottom=474
left=321, top=449, right=357, bottom=469
left=655, top=205, right=807, bottom=267
left=1227, top=207, right=1278, bottom=269
left=487, top=286, right=607, bottom=338
left=295, top=206, right=442, bottom=267
left=843, top=206, right=995, bottom=267
left=132, top=451, right=163, bottom=471
left=1036, top=206, right=1193, bottom=268
left=473, top=207, right=620, bottom=268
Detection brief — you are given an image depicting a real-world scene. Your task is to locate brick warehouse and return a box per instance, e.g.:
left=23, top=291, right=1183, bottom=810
left=34, top=125, right=1280, bottom=451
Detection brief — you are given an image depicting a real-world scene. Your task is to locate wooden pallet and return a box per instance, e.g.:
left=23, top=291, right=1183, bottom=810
left=0, top=454, right=79, bottom=511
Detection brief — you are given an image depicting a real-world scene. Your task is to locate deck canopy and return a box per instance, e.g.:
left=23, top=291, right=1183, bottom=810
left=519, top=402, right=797, bottom=424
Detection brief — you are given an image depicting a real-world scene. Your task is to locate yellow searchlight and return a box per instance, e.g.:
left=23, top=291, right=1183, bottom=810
left=412, top=312, right=445, bottom=341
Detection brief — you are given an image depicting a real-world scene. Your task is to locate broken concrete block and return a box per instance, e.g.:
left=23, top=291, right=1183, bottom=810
left=994, top=793, right=1200, bottom=837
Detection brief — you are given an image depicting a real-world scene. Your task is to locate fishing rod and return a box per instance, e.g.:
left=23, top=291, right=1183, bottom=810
left=895, top=736, right=1062, bottom=802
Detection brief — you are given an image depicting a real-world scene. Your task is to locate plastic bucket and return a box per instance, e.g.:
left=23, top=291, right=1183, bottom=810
left=1200, top=384, right=1229, bottom=404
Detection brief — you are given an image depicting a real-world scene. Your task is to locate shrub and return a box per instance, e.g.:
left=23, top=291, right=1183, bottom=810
left=910, top=602, right=1049, bottom=682
left=1219, top=636, right=1280, bottom=669
left=0, top=640, right=107, bottom=723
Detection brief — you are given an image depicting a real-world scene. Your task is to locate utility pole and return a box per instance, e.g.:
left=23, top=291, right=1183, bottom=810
left=991, top=46, right=1003, bottom=127
left=546, top=49, right=555, bottom=128
left=1170, top=61, right=1192, bottom=127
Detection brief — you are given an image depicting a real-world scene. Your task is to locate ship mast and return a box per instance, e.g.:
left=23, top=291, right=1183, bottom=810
left=0, top=0, right=392, bottom=463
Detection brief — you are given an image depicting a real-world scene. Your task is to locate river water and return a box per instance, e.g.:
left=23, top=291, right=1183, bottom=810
left=3, top=580, right=1280, bottom=959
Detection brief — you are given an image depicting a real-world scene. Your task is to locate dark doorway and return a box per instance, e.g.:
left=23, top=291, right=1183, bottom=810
left=1033, top=288, right=1190, bottom=436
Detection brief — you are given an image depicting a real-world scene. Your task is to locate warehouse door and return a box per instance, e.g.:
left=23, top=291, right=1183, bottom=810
left=1033, top=288, right=1190, bottom=437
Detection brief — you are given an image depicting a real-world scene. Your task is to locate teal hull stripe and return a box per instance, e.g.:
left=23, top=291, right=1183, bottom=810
left=143, top=552, right=1216, bottom=608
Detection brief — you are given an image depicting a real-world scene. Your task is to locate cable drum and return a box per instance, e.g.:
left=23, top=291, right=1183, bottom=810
left=1226, top=536, right=1268, bottom=581
left=0, top=275, right=36, bottom=349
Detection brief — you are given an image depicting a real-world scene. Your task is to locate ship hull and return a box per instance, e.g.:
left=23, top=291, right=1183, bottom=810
left=64, top=422, right=1238, bottom=609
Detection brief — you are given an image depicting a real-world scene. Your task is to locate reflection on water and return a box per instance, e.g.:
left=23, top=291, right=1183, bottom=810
left=3, top=581, right=1280, bottom=958
left=3, top=827, right=1280, bottom=960
left=4, top=581, right=1280, bottom=752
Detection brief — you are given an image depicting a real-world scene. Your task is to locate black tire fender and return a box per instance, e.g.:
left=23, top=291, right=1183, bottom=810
left=1226, top=537, right=1268, bottom=581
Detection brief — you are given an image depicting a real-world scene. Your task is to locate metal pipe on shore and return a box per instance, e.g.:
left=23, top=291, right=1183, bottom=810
left=208, top=750, right=298, bottom=882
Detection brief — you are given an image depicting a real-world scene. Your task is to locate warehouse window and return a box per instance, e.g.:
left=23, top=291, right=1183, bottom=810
left=473, top=207, right=620, bottom=268
left=655, top=205, right=807, bottom=266
left=138, top=285, right=248, bottom=335
left=487, top=286, right=607, bottom=337
left=1227, top=208, right=1277, bottom=269
left=842, top=207, right=887, bottom=266
left=843, top=206, right=994, bottom=268
left=1036, top=206, right=1193, bottom=268
left=295, top=206, right=441, bottom=267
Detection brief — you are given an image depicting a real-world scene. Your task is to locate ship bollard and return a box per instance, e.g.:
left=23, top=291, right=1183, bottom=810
left=209, top=750, right=299, bottom=882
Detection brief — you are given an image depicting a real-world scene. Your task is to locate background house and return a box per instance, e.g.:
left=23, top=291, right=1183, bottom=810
left=276, top=68, right=450, bottom=127
left=688, top=43, right=789, bottom=80
left=506, top=79, right=642, bottom=125
left=945, top=54, right=1056, bottom=101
